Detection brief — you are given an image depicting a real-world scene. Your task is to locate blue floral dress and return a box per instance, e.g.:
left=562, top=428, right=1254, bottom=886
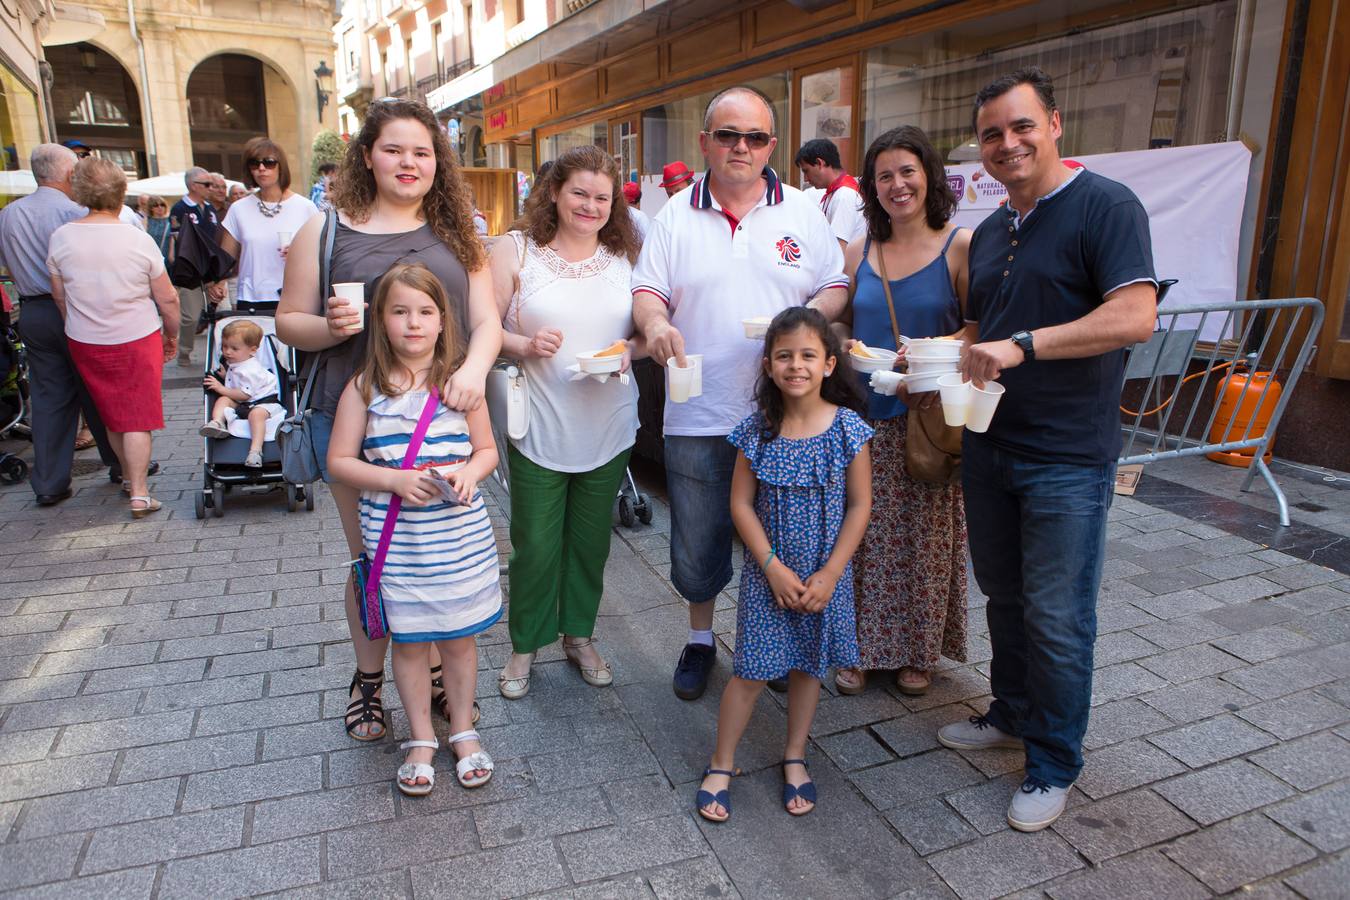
left=726, top=407, right=873, bottom=680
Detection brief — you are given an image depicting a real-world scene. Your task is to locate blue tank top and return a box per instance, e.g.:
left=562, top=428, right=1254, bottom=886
left=852, top=228, right=964, bottom=420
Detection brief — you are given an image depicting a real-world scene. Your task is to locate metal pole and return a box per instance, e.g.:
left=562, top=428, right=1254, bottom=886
left=127, top=0, right=160, bottom=176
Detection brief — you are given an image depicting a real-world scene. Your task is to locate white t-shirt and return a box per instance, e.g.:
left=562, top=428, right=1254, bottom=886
left=627, top=206, right=650, bottom=241
left=823, top=184, right=866, bottom=244
left=223, top=355, right=279, bottom=401
left=631, top=169, right=847, bottom=436
left=118, top=205, right=145, bottom=230
left=509, top=234, right=638, bottom=472
left=222, top=194, right=319, bottom=303
left=47, top=222, right=165, bottom=345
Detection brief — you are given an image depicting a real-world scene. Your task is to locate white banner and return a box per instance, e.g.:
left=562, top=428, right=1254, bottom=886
left=945, top=142, right=1252, bottom=341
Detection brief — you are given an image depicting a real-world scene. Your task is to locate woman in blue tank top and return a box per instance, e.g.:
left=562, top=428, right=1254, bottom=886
left=836, top=126, right=971, bottom=696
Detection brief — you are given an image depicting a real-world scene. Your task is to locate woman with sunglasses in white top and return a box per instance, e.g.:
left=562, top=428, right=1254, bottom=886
left=219, top=137, right=319, bottom=310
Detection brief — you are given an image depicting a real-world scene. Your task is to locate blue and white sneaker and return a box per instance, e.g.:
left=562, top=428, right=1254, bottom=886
left=673, top=642, right=716, bottom=700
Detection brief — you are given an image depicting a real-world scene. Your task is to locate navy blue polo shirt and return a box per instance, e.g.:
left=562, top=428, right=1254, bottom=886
left=967, top=170, right=1155, bottom=465
left=169, top=197, right=219, bottom=240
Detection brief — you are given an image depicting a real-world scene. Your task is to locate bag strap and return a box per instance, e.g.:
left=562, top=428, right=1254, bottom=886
left=364, top=387, right=441, bottom=603
left=871, top=241, right=904, bottom=351
left=297, top=208, right=340, bottom=412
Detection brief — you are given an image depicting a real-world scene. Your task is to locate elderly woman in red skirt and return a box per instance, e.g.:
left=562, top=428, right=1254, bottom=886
left=46, top=158, right=180, bottom=517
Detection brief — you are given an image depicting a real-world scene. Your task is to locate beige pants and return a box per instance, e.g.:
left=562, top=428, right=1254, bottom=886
left=177, top=285, right=206, bottom=362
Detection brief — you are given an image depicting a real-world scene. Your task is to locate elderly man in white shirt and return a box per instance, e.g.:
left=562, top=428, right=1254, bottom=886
left=632, top=86, right=848, bottom=701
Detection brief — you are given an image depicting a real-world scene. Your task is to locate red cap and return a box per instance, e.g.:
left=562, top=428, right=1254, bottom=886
left=660, top=161, right=695, bottom=189
left=622, top=182, right=641, bottom=204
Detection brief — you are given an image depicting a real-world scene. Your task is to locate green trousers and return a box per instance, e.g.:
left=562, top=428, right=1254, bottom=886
left=507, top=444, right=631, bottom=654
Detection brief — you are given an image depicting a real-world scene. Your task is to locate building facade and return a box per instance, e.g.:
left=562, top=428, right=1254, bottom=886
left=404, top=0, right=1347, bottom=468
left=46, top=0, right=340, bottom=182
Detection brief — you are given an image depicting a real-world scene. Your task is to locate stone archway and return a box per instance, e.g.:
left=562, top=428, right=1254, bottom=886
left=185, top=52, right=299, bottom=182
left=46, top=42, right=149, bottom=178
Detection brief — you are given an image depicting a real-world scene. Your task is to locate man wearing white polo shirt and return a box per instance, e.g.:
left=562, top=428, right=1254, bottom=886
left=633, top=85, right=848, bottom=700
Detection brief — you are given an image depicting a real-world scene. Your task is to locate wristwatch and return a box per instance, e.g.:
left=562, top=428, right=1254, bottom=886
left=1011, top=330, right=1035, bottom=361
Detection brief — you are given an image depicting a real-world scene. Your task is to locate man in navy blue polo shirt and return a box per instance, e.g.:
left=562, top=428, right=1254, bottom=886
left=936, top=68, right=1157, bottom=832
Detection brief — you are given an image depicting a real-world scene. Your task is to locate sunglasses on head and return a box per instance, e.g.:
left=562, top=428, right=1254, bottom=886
left=74, top=150, right=92, bottom=159
left=247, top=157, right=279, bottom=170
left=705, top=128, right=773, bottom=150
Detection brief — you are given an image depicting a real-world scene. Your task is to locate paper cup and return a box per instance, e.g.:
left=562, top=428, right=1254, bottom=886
left=667, top=356, right=698, bottom=403
left=936, top=374, right=971, bottom=427
left=849, top=347, right=899, bottom=374
left=276, top=230, right=294, bottom=248
left=577, top=351, right=622, bottom=374
left=965, top=381, right=1006, bottom=433
left=332, top=282, right=365, bottom=330
left=742, top=318, right=771, bottom=340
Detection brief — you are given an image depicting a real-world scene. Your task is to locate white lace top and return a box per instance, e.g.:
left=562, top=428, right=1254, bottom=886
left=507, top=232, right=639, bottom=472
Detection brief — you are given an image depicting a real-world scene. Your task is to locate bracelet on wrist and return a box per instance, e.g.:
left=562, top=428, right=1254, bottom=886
left=762, top=549, right=777, bottom=571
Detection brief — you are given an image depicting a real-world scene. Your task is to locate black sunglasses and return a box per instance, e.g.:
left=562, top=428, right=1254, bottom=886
left=192, top=180, right=213, bottom=187
left=705, top=128, right=773, bottom=150
left=247, top=158, right=279, bottom=170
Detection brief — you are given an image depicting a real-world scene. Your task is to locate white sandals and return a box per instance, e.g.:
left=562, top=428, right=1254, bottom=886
left=129, top=496, right=162, bottom=519
left=449, top=729, right=494, bottom=788
left=396, top=738, right=439, bottom=796
left=498, top=652, right=535, bottom=700
left=563, top=637, right=613, bottom=687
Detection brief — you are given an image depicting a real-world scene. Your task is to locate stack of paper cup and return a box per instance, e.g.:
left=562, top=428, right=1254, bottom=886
left=277, top=230, right=294, bottom=248
left=667, top=355, right=703, bottom=403
left=332, top=282, right=365, bottom=330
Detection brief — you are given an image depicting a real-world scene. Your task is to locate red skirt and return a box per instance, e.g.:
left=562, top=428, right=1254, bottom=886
left=68, top=331, right=165, bottom=432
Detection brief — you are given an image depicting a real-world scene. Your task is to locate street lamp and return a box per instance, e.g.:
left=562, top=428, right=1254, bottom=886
left=315, top=60, right=334, bottom=124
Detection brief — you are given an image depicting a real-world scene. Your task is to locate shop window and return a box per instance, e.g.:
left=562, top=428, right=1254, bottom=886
left=641, top=74, right=790, bottom=180
left=538, top=120, right=607, bottom=163
left=862, top=0, right=1237, bottom=161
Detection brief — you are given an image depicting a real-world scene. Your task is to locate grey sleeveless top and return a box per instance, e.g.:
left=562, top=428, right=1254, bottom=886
left=314, top=222, right=471, bottom=415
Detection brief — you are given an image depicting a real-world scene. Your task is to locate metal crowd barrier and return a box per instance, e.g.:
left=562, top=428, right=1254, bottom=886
left=1118, top=297, right=1325, bottom=527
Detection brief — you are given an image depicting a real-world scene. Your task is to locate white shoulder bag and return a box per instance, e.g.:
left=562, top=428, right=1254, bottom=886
left=485, top=232, right=531, bottom=441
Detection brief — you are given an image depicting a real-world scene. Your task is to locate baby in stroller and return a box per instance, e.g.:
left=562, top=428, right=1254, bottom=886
left=198, top=320, right=285, bottom=467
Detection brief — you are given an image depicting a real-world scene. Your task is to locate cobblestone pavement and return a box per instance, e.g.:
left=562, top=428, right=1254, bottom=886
left=1, top=378, right=1347, bottom=899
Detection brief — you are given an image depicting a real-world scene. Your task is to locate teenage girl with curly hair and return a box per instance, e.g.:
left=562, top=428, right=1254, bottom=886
left=278, top=97, right=502, bottom=743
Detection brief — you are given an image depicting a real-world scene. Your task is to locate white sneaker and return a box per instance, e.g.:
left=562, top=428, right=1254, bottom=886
left=937, top=715, right=1023, bottom=751
left=244, top=451, right=263, bottom=468
left=1007, top=777, right=1071, bottom=832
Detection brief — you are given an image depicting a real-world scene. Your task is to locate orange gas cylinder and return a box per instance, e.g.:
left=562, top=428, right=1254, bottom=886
left=1206, top=369, right=1283, bottom=467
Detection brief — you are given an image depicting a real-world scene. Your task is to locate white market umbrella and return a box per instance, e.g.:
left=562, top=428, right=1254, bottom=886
left=125, top=172, right=246, bottom=198
left=0, top=170, right=38, bottom=196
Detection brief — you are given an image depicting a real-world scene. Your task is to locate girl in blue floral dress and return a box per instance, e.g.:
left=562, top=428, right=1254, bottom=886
left=696, top=307, right=873, bottom=823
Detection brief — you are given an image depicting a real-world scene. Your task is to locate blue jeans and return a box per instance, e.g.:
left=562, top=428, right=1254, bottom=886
left=961, top=435, right=1116, bottom=787
left=664, top=435, right=738, bottom=604
left=309, top=410, right=336, bottom=483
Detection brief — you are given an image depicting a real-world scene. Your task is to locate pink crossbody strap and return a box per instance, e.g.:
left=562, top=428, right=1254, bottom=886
left=365, top=387, right=441, bottom=605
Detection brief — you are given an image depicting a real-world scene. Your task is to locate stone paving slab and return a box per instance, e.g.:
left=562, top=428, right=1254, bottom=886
left=1, top=383, right=1348, bottom=897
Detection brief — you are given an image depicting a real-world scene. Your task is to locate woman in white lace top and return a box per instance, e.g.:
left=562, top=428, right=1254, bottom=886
left=488, top=145, right=644, bottom=699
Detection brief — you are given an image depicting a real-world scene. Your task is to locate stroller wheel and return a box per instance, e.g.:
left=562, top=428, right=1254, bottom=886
left=285, top=483, right=298, bottom=512
left=304, top=486, right=315, bottom=511
left=635, top=494, right=653, bottom=525
left=0, top=455, right=27, bottom=485
left=194, top=490, right=206, bottom=520
left=618, top=493, right=636, bottom=528
left=211, top=484, right=225, bottom=518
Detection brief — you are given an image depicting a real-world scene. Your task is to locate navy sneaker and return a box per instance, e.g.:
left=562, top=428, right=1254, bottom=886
left=673, top=642, right=717, bottom=700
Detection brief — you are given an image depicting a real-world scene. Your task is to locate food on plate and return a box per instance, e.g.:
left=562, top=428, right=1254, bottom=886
left=851, top=341, right=878, bottom=359
left=594, top=340, right=627, bottom=358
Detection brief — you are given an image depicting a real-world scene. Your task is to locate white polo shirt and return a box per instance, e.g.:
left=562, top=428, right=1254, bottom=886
left=823, top=182, right=866, bottom=244
left=632, top=168, right=847, bottom=436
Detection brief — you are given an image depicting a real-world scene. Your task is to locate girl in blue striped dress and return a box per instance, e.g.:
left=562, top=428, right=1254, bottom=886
left=328, top=262, right=501, bottom=796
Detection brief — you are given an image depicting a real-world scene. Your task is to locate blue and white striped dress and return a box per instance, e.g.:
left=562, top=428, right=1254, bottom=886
left=359, top=390, right=503, bottom=643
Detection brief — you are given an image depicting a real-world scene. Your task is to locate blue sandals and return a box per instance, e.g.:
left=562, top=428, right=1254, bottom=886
left=695, top=767, right=739, bottom=823
left=781, top=758, right=816, bottom=816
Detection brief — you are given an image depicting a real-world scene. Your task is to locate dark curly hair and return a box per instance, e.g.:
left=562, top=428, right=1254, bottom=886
left=327, top=97, right=486, bottom=272
left=859, top=125, right=956, bottom=240
left=513, top=145, right=640, bottom=263
left=754, top=307, right=863, bottom=441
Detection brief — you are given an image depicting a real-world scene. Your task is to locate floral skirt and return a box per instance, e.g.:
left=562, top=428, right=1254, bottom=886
left=851, top=414, right=968, bottom=670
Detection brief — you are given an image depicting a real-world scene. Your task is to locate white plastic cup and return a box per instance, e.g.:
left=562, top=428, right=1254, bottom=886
left=276, top=230, right=294, bottom=248
left=667, top=356, right=696, bottom=403
left=965, top=381, right=1006, bottom=433
left=936, top=374, right=971, bottom=427
left=332, top=282, right=365, bottom=330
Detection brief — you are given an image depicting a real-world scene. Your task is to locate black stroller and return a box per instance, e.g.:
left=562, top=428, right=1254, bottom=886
left=195, top=302, right=315, bottom=517
left=0, top=286, right=30, bottom=485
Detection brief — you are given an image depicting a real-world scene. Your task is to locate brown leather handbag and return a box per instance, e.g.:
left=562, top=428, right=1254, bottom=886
left=873, top=245, right=963, bottom=486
